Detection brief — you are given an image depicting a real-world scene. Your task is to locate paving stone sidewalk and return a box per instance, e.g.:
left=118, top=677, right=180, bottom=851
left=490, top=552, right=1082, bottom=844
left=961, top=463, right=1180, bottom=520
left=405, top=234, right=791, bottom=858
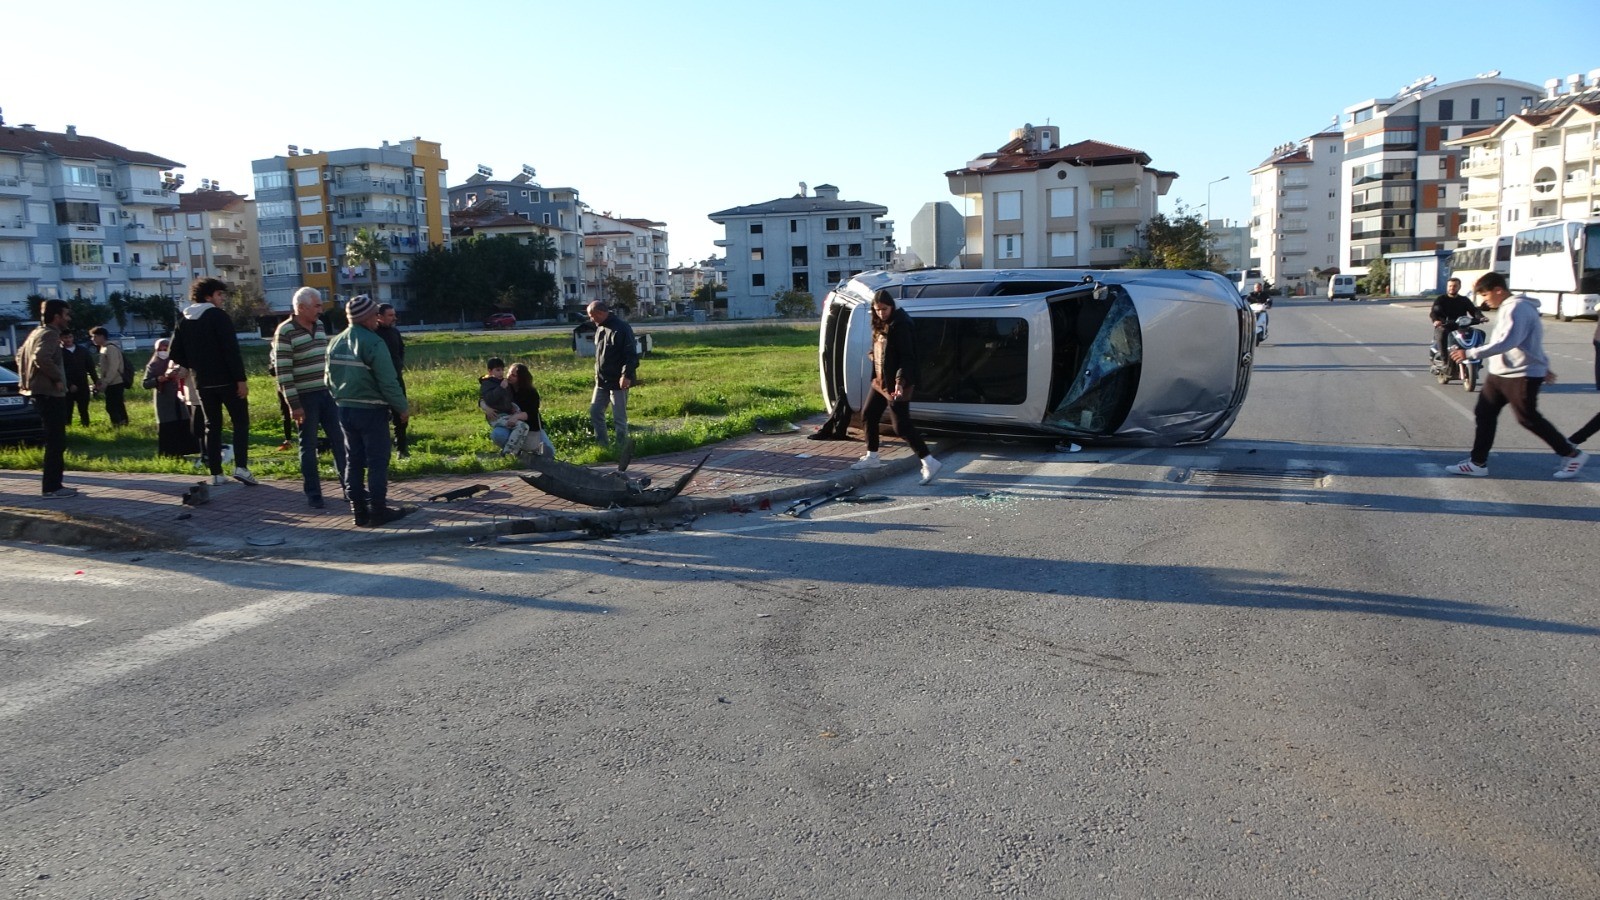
left=0, top=421, right=926, bottom=554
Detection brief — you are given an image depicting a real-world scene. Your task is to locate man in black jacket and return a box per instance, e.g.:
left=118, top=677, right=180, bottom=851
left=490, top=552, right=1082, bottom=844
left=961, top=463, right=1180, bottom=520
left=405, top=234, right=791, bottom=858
left=170, top=277, right=256, bottom=486
left=376, top=303, right=409, bottom=458
left=586, top=300, right=638, bottom=446
left=1430, top=278, right=1480, bottom=361
left=59, top=331, right=94, bottom=426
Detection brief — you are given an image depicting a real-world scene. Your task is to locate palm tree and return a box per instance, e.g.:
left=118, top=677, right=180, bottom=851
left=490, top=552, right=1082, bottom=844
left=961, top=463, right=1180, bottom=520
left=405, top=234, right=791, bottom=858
left=344, top=227, right=391, bottom=300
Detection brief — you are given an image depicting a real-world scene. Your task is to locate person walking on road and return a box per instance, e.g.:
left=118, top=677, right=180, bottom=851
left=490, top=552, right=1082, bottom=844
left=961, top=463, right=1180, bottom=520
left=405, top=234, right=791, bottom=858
left=586, top=300, right=637, bottom=447
left=274, top=287, right=346, bottom=510
left=59, top=330, right=93, bottom=427
left=376, top=302, right=410, bottom=458
left=1444, top=272, right=1588, bottom=480
left=170, top=277, right=257, bottom=486
left=88, top=326, right=130, bottom=427
left=16, top=299, right=78, bottom=497
left=850, top=291, right=944, bottom=484
left=326, top=294, right=411, bottom=527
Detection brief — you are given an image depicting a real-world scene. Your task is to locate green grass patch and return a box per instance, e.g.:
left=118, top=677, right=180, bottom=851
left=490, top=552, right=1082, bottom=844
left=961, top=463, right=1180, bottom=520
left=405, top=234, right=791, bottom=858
left=0, top=324, right=824, bottom=481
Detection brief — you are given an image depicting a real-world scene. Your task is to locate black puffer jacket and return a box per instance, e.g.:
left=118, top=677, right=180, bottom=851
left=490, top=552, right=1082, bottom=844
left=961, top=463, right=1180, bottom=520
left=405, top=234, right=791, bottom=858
left=170, top=302, right=246, bottom=389
left=874, top=307, right=920, bottom=392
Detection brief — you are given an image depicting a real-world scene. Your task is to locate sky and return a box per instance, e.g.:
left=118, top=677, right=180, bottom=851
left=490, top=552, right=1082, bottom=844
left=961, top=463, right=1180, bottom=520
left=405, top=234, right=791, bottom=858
left=5, top=0, right=1598, bottom=266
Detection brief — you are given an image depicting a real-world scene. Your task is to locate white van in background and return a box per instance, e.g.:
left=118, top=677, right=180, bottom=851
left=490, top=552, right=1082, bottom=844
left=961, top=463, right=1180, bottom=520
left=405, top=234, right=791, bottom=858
left=1327, top=274, right=1359, bottom=301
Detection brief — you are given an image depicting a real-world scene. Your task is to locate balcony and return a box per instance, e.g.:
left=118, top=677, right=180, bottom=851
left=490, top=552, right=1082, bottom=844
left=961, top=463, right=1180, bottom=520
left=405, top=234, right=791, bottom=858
left=213, top=253, right=248, bottom=267
left=61, top=264, right=109, bottom=280
left=1084, top=163, right=1143, bottom=186
left=0, top=261, right=40, bottom=279
left=210, top=227, right=247, bottom=242
left=0, top=176, right=33, bottom=198
left=1460, top=219, right=1499, bottom=240
left=1567, top=139, right=1595, bottom=164
left=332, top=177, right=413, bottom=197
left=123, top=222, right=167, bottom=242
left=1460, top=157, right=1498, bottom=176
left=64, top=223, right=104, bottom=240
left=0, top=218, right=35, bottom=239
left=1280, top=197, right=1310, bottom=211
left=116, top=186, right=178, bottom=206
left=1461, top=191, right=1499, bottom=209
left=1087, top=205, right=1143, bottom=225
left=334, top=210, right=417, bottom=225
left=1087, top=246, right=1129, bottom=266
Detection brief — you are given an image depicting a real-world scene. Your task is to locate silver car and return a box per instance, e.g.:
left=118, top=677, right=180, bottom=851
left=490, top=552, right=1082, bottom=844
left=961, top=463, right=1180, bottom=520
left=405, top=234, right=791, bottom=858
left=819, top=268, right=1254, bottom=446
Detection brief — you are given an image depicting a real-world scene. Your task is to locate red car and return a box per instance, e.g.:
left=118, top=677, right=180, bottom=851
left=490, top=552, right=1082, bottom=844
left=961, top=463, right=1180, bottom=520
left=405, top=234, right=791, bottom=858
left=484, top=312, right=517, bottom=329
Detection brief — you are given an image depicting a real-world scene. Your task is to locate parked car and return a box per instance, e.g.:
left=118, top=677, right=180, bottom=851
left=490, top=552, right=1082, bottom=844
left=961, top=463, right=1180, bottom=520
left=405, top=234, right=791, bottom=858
left=1328, top=274, right=1359, bottom=301
left=484, top=311, right=518, bottom=329
left=818, top=268, right=1254, bottom=446
left=0, top=364, right=46, bottom=445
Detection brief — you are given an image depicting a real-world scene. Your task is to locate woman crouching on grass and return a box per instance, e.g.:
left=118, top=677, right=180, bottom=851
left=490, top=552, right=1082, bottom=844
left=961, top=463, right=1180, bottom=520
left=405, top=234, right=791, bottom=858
left=850, top=291, right=942, bottom=484
left=506, top=362, right=556, bottom=458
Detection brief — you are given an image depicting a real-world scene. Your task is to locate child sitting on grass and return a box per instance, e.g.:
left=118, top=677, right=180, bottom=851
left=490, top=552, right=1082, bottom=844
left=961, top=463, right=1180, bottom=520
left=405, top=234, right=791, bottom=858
left=478, top=357, right=530, bottom=457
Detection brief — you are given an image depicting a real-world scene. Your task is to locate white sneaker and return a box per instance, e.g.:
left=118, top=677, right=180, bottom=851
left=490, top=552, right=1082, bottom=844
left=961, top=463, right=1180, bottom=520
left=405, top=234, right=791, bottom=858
left=232, top=467, right=259, bottom=486
left=850, top=451, right=885, bottom=470
left=1444, top=459, right=1488, bottom=477
left=1554, top=449, right=1589, bottom=480
left=211, top=473, right=228, bottom=486
left=919, top=456, right=943, bottom=485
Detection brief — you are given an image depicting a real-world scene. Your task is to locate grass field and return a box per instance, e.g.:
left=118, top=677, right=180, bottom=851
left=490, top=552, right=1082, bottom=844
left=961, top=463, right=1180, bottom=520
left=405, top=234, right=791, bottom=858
left=0, top=324, right=823, bottom=481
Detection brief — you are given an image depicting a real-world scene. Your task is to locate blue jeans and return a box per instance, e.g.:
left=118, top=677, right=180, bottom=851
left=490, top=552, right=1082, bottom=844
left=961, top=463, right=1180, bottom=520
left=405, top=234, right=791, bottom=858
left=298, top=389, right=347, bottom=501
left=339, top=406, right=392, bottom=508
left=589, top=386, right=628, bottom=445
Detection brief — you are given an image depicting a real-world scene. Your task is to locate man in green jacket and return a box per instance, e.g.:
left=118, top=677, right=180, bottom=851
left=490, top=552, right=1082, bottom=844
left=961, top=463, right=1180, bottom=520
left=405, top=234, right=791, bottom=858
left=326, top=294, right=411, bottom=527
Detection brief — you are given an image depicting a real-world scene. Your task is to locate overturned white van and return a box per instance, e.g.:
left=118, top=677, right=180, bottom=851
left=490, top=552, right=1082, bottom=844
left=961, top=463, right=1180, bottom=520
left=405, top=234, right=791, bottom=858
left=819, top=269, right=1255, bottom=446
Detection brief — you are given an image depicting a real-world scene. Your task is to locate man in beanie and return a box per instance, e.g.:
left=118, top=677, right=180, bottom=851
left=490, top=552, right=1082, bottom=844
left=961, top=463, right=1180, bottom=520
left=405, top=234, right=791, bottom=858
left=326, top=294, right=412, bottom=527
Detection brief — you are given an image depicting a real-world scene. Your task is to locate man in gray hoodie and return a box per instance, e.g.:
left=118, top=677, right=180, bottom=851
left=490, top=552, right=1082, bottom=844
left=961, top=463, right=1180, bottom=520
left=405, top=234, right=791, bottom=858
left=1444, top=272, right=1588, bottom=479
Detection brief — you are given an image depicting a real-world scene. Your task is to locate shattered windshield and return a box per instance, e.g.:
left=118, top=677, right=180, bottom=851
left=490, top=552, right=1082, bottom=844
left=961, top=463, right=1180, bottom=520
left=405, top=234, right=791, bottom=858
left=1044, top=288, right=1142, bottom=434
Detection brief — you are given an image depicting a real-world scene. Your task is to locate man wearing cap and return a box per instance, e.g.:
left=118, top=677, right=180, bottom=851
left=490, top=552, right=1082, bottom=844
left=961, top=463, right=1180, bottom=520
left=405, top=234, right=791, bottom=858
left=274, top=287, right=346, bottom=509
left=326, top=294, right=412, bottom=527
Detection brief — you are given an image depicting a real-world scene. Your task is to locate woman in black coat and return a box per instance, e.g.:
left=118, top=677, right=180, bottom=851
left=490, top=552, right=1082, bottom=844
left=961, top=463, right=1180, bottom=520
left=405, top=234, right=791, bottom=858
left=506, top=363, right=556, bottom=457
left=851, top=291, right=943, bottom=484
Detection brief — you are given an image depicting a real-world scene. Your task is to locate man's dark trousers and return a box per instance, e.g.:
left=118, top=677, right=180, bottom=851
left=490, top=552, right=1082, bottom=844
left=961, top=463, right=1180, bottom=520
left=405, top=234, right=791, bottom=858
left=1469, top=373, right=1576, bottom=466
left=339, top=406, right=392, bottom=510
left=102, top=383, right=128, bottom=426
left=36, top=395, right=70, bottom=493
left=199, top=386, right=250, bottom=475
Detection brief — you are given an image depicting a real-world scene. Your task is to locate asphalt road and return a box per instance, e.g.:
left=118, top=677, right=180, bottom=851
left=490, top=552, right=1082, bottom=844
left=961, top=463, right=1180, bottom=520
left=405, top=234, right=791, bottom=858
left=2, top=299, right=1598, bottom=898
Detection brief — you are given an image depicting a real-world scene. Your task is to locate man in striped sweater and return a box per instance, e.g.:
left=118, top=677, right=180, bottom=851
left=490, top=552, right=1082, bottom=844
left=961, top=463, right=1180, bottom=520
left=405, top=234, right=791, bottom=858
left=273, top=287, right=346, bottom=509
left=326, top=294, right=411, bottom=527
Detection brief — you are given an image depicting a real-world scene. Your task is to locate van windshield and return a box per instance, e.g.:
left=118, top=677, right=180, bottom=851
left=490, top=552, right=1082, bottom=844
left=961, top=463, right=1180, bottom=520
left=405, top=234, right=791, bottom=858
left=1044, top=287, right=1141, bottom=434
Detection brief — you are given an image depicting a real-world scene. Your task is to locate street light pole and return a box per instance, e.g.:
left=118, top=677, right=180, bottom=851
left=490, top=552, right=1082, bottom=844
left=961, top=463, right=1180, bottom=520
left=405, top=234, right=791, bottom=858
left=1206, top=176, right=1230, bottom=228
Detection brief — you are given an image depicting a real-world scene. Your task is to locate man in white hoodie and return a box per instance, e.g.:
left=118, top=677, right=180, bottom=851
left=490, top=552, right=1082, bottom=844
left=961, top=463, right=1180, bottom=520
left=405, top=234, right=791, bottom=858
left=1445, top=272, right=1588, bottom=479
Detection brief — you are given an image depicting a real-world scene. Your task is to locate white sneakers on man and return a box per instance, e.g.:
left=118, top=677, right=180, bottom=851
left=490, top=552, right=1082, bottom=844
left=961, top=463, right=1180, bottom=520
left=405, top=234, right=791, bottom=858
left=232, top=467, right=259, bottom=486
left=850, top=451, right=885, bottom=470
left=919, top=456, right=943, bottom=485
left=1554, top=450, right=1590, bottom=480
left=1444, top=459, right=1488, bottom=477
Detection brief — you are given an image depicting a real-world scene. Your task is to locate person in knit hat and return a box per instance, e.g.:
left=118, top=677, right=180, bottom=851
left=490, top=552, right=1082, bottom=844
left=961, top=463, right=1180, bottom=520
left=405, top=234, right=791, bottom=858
left=326, top=294, right=412, bottom=527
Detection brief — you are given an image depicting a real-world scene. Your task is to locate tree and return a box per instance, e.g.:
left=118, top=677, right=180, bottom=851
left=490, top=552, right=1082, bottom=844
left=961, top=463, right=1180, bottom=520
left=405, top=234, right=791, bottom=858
left=405, top=235, right=559, bottom=323
left=1363, top=257, right=1391, bottom=295
left=221, top=282, right=268, bottom=332
left=602, top=274, right=639, bottom=315
left=772, top=289, right=816, bottom=318
left=1124, top=204, right=1215, bottom=270
left=691, top=282, right=726, bottom=313
left=344, top=227, right=391, bottom=299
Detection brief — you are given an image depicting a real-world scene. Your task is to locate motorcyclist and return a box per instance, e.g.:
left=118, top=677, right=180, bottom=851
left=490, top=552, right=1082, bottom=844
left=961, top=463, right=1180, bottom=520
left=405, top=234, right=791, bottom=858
left=1246, top=282, right=1272, bottom=309
left=1430, top=277, right=1481, bottom=360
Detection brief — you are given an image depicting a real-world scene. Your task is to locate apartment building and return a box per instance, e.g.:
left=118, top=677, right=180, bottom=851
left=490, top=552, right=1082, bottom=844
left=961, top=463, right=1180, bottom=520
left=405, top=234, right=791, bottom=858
left=251, top=138, right=450, bottom=312
left=448, top=171, right=585, bottom=314
left=1339, top=73, right=1539, bottom=272
left=668, top=258, right=723, bottom=305
left=166, top=186, right=258, bottom=296
left=904, top=201, right=965, bottom=269
left=0, top=123, right=182, bottom=317
left=1249, top=131, right=1343, bottom=291
left=583, top=212, right=669, bottom=315
left=1452, top=69, right=1600, bottom=244
left=1206, top=219, right=1253, bottom=274
left=945, top=124, right=1175, bottom=269
left=708, top=184, right=892, bottom=319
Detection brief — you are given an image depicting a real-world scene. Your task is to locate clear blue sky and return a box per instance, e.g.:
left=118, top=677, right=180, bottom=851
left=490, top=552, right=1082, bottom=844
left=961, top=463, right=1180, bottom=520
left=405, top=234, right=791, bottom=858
left=5, top=0, right=1597, bottom=265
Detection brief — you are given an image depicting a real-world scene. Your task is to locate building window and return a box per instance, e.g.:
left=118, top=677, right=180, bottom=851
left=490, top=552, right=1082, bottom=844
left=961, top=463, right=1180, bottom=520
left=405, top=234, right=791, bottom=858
left=825, top=218, right=840, bottom=231
left=97, top=171, right=114, bottom=189
left=542, top=213, right=551, bottom=225
left=790, top=219, right=798, bottom=233
left=57, top=240, right=104, bottom=265
left=253, top=171, right=289, bottom=192
left=302, top=227, right=324, bottom=245
left=793, top=272, right=809, bottom=292
left=752, top=273, right=765, bottom=288
left=296, top=168, right=320, bottom=186
left=1495, top=97, right=1505, bottom=118
left=847, top=244, right=861, bottom=258
left=847, top=216, right=861, bottom=229
left=792, top=247, right=808, bottom=266
left=826, top=270, right=841, bottom=283
left=996, top=233, right=1020, bottom=260
left=1098, top=188, right=1116, bottom=209
left=186, top=213, right=202, bottom=229
left=305, top=258, right=327, bottom=275
left=1438, top=99, right=1454, bottom=121
left=63, top=165, right=95, bottom=186
left=995, top=191, right=1022, bottom=220
left=826, top=244, right=841, bottom=258
left=751, top=248, right=763, bottom=261
left=298, top=198, right=321, bottom=216
left=1470, top=98, right=1480, bottom=119
left=1048, top=187, right=1076, bottom=218
left=1049, top=231, right=1076, bottom=258
left=750, top=223, right=763, bottom=235
left=1098, top=227, right=1117, bottom=249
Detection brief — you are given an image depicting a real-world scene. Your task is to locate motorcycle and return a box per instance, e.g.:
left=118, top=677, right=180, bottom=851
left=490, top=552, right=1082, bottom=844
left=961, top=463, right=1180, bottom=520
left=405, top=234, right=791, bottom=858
left=1249, top=299, right=1270, bottom=345
left=1429, top=313, right=1487, bottom=391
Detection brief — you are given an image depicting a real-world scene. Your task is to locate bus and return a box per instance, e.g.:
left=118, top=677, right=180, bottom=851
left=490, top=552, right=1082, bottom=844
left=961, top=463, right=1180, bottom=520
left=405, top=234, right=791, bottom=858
left=1507, top=218, right=1600, bottom=320
left=1446, top=236, right=1511, bottom=293
left=1222, top=268, right=1263, bottom=297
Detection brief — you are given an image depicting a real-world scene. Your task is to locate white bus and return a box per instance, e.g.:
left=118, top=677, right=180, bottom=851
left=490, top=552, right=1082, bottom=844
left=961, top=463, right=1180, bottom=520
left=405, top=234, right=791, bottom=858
left=1507, top=218, right=1600, bottom=320
left=1446, top=236, right=1511, bottom=293
left=1222, top=267, right=1263, bottom=296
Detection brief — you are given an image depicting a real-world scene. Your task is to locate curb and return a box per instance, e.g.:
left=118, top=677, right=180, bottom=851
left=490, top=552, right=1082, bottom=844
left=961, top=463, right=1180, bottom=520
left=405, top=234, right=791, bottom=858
left=0, top=506, right=187, bottom=552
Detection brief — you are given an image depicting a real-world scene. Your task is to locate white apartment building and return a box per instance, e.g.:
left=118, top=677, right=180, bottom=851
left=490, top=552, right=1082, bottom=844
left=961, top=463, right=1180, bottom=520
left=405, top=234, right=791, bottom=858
left=0, top=123, right=182, bottom=316
left=1339, top=73, right=1540, bottom=272
left=1249, top=132, right=1343, bottom=291
left=167, top=186, right=259, bottom=296
left=668, top=257, right=723, bottom=305
left=1453, top=70, right=1600, bottom=244
left=582, top=212, right=668, bottom=315
left=708, top=184, right=892, bottom=319
left=945, top=124, right=1175, bottom=269
left=1206, top=219, right=1253, bottom=274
